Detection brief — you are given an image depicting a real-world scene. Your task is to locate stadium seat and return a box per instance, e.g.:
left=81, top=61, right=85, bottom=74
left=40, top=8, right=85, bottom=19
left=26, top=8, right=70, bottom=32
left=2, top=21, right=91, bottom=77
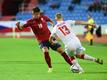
left=16, top=0, right=107, bottom=24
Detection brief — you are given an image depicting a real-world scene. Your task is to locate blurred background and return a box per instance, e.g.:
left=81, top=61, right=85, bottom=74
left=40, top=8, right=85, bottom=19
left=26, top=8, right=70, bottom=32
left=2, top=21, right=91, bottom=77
left=0, top=0, right=107, bottom=43
left=0, top=1, right=107, bottom=80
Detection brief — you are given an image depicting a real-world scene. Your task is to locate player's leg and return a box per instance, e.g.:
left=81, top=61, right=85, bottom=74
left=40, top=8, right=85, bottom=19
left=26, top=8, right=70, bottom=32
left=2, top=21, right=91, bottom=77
left=50, top=39, right=85, bottom=73
left=76, top=37, right=103, bottom=64
left=56, top=47, right=74, bottom=65
left=50, top=42, right=84, bottom=73
left=40, top=41, right=52, bottom=72
left=56, top=46, right=84, bottom=73
left=50, top=42, right=73, bottom=66
left=65, top=47, right=84, bottom=73
left=90, top=28, right=94, bottom=45
left=69, top=56, right=84, bottom=73
left=76, top=53, right=103, bottom=64
left=42, top=47, right=52, bottom=69
left=75, top=46, right=103, bottom=64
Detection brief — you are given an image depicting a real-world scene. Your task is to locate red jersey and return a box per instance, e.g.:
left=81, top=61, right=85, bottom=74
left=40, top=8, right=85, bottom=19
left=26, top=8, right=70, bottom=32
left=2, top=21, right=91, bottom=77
left=23, top=15, right=51, bottom=43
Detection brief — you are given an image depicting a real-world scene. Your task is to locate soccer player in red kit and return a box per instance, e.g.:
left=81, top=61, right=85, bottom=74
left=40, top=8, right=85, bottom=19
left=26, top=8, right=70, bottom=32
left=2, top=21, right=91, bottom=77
left=16, top=7, right=76, bottom=73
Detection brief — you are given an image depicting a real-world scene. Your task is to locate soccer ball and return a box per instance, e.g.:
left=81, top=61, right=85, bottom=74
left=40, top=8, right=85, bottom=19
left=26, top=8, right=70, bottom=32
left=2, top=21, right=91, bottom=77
left=70, top=64, right=80, bottom=73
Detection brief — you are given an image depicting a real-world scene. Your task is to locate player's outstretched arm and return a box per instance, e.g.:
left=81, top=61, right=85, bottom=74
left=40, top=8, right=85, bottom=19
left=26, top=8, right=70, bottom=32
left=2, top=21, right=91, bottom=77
left=16, top=22, right=24, bottom=30
left=75, top=21, right=90, bottom=25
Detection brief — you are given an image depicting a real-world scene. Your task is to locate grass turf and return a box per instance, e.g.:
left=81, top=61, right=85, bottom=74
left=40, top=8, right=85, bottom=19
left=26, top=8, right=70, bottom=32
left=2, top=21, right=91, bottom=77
left=0, top=38, right=107, bottom=80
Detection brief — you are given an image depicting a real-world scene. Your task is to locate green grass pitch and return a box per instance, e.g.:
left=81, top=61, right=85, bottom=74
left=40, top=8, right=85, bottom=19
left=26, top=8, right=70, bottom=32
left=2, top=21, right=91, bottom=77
left=0, top=38, right=107, bottom=80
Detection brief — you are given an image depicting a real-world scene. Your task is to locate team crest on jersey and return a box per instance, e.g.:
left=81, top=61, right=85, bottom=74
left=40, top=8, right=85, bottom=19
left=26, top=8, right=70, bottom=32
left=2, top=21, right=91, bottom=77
left=41, top=18, right=45, bottom=22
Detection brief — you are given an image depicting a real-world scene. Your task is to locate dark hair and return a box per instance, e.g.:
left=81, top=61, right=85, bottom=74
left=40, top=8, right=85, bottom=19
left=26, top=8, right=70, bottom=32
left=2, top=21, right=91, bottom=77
left=55, top=13, right=62, bottom=19
left=32, top=7, right=40, bottom=13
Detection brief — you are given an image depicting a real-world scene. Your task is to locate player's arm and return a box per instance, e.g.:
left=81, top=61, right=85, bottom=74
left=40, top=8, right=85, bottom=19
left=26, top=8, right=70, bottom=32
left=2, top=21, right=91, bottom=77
left=45, top=15, right=55, bottom=27
left=68, top=20, right=94, bottom=26
left=75, top=21, right=95, bottom=26
left=16, top=22, right=25, bottom=30
left=16, top=20, right=31, bottom=30
left=75, top=21, right=96, bottom=28
left=75, top=21, right=90, bottom=25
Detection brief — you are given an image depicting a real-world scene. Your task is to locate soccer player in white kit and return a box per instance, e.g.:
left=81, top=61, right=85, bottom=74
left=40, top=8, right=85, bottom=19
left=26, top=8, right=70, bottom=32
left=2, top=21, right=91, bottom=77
left=50, top=13, right=103, bottom=72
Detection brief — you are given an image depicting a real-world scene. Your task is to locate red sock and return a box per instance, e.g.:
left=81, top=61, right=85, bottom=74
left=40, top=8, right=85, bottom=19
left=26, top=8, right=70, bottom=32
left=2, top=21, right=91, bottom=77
left=44, top=52, right=52, bottom=68
left=61, top=52, right=72, bottom=65
left=80, top=54, right=85, bottom=59
left=76, top=54, right=85, bottom=59
left=70, top=56, right=75, bottom=62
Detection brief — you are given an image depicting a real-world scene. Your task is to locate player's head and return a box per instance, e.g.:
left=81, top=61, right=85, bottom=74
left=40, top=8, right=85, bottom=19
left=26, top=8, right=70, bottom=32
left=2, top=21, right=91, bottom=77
left=32, top=7, right=41, bottom=19
left=55, top=13, right=63, bottom=21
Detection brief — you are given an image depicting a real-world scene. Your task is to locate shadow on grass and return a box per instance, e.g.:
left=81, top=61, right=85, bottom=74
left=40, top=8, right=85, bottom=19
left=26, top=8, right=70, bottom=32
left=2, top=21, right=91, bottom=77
left=85, top=71, right=107, bottom=74
left=0, top=61, right=67, bottom=64
left=0, top=61, right=41, bottom=64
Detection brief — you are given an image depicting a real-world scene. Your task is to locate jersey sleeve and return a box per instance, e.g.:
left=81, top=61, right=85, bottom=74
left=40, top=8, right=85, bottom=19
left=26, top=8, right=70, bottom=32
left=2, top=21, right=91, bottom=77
left=66, top=20, right=75, bottom=25
left=23, top=19, right=32, bottom=28
left=44, top=15, right=51, bottom=22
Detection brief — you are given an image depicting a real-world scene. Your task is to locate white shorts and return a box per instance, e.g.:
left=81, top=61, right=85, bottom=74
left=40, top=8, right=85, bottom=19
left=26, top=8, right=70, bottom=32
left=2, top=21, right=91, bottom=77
left=65, top=37, right=85, bottom=56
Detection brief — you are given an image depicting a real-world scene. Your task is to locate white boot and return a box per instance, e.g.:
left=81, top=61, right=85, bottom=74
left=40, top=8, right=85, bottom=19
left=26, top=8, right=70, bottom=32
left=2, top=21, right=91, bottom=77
left=48, top=68, right=53, bottom=73
left=70, top=59, right=84, bottom=74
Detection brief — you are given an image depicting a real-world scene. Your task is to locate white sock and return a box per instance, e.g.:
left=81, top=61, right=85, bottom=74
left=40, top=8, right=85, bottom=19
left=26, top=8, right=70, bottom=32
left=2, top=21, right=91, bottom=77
left=72, top=59, right=83, bottom=71
left=84, top=54, right=96, bottom=61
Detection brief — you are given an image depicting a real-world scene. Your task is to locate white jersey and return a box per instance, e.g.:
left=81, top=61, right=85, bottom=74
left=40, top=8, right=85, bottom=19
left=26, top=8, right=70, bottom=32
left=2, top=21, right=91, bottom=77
left=51, top=20, right=85, bottom=55
left=51, top=20, right=78, bottom=45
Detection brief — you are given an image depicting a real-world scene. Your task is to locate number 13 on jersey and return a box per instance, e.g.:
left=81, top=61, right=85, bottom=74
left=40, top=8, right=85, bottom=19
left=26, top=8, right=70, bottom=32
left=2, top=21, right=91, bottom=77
left=58, top=25, right=70, bottom=36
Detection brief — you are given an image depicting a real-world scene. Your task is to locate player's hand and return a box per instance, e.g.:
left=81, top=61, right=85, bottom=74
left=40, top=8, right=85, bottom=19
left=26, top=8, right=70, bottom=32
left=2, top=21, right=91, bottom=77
left=16, top=22, right=20, bottom=27
left=51, top=39, right=58, bottom=45
left=16, top=22, right=23, bottom=30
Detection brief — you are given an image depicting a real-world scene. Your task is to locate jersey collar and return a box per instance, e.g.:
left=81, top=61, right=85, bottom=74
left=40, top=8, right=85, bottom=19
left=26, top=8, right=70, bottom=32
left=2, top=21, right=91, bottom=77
left=57, top=21, right=64, bottom=24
